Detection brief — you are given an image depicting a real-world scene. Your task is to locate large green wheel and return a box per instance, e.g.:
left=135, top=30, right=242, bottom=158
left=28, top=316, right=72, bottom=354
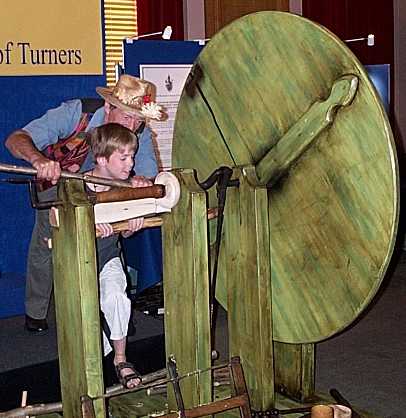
left=172, top=11, right=399, bottom=343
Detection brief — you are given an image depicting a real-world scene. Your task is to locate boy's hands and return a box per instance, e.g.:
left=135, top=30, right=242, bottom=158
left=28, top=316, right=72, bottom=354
left=96, top=223, right=114, bottom=238
left=130, top=175, right=153, bottom=188
left=121, top=217, right=144, bottom=238
left=97, top=176, right=150, bottom=239
left=96, top=218, right=144, bottom=239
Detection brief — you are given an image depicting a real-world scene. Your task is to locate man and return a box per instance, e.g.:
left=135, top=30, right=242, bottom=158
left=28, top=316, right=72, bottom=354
left=5, top=74, right=165, bottom=333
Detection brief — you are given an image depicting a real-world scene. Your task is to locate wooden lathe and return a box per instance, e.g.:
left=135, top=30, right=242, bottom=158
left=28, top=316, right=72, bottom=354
left=2, top=11, right=398, bottom=418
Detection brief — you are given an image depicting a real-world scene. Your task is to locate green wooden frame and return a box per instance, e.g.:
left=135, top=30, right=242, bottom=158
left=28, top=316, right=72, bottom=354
left=52, top=179, right=106, bottom=418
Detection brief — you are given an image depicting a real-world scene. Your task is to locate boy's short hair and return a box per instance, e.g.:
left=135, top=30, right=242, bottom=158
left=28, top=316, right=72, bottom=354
left=90, top=123, right=138, bottom=160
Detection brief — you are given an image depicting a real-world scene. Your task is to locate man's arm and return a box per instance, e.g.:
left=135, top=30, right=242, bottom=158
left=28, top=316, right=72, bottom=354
left=6, top=129, right=44, bottom=164
left=5, top=129, right=61, bottom=183
left=135, top=127, right=158, bottom=178
left=5, top=99, right=82, bottom=182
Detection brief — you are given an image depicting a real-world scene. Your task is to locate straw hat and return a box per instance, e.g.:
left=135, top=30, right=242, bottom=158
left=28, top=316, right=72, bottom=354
left=96, top=74, right=166, bottom=120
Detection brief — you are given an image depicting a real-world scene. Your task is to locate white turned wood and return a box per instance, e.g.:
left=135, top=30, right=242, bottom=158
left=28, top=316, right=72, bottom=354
left=93, top=172, right=180, bottom=224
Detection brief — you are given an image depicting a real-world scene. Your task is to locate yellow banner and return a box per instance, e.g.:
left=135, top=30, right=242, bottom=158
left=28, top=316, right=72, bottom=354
left=0, top=0, right=103, bottom=76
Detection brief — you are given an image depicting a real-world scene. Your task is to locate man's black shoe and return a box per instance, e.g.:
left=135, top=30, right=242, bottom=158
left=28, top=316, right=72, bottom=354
left=25, top=315, right=48, bottom=333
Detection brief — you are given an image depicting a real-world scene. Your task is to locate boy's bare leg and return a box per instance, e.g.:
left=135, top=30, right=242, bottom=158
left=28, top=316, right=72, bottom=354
left=113, top=338, right=142, bottom=388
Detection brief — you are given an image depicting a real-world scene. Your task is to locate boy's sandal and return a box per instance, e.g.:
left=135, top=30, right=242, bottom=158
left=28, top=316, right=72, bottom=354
left=115, top=361, right=142, bottom=389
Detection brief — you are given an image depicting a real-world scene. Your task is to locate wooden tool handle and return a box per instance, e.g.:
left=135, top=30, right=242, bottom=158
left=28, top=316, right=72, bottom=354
left=95, top=207, right=219, bottom=238
left=94, top=185, right=165, bottom=203
left=0, top=162, right=135, bottom=188
left=95, top=217, right=163, bottom=237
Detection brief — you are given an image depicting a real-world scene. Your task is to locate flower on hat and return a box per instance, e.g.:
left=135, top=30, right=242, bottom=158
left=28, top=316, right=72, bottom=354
left=141, top=102, right=164, bottom=120
left=96, top=74, right=166, bottom=120
left=142, top=94, right=151, bottom=105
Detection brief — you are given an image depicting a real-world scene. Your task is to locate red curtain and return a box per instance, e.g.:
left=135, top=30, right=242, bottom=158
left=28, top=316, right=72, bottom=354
left=136, top=0, right=184, bottom=40
left=302, top=0, right=393, bottom=66
left=302, top=0, right=394, bottom=125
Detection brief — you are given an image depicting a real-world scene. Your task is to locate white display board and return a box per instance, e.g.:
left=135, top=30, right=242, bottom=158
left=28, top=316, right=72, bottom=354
left=140, top=64, right=192, bottom=171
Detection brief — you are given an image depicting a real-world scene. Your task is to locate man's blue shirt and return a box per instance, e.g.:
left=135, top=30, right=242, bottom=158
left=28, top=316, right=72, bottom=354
left=23, top=99, right=158, bottom=177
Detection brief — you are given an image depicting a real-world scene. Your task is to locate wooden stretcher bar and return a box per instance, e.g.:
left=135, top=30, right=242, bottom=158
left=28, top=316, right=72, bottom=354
left=94, top=207, right=219, bottom=237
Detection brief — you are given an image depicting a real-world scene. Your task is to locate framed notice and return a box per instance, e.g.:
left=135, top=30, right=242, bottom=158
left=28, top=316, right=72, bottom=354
left=123, top=40, right=205, bottom=171
left=140, top=64, right=192, bottom=170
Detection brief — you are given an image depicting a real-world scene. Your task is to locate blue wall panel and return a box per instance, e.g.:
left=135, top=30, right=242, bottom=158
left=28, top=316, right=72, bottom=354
left=0, top=74, right=105, bottom=277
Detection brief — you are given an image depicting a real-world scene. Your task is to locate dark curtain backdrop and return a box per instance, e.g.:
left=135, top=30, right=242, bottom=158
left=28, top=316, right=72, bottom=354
left=302, top=0, right=393, bottom=66
left=302, top=0, right=394, bottom=128
left=136, top=0, right=184, bottom=40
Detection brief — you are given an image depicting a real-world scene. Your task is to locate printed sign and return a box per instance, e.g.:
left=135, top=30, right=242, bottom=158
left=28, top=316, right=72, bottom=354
left=0, top=0, right=103, bottom=76
left=140, top=64, right=193, bottom=171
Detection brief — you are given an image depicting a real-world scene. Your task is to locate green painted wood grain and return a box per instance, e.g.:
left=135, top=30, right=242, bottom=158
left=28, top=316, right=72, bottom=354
left=109, top=391, right=168, bottom=417
left=162, top=169, right=212, bottom=409
left=173, top=11, right=399, bottom=343
left=273, top=342, right=315, bottom=401
left=52, top=180, right=106, bottom=417
left=224, top=167, right=275, bottom=410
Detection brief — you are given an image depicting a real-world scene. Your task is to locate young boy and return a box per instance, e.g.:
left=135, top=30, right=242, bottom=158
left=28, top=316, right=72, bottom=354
left=86, top=122, right=152, bottom=389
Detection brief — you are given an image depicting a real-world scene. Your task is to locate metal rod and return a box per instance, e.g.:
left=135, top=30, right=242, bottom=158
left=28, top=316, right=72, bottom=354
left=0, top=162, right=134, bottom=188
left=344, top=34, right=374, bottom=46
left=167, top=356, right=186, bottom=418
left=138, top=30, right=163, bottom=38
left=344, top=37, right=366, bottom=42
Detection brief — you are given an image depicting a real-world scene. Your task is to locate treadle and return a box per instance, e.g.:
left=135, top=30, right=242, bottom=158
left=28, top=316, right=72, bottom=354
left=108, top=365, right=382, bottom=418
left=108, top=391, right=168, bottom=418
left=109, top=357, right=252, bottom=418
left=108, top=390, right=382, bottom=418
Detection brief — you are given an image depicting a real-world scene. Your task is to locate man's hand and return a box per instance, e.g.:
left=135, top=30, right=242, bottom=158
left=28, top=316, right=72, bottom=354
left=5, top=130, right=61, bottom=184
left=130, top=176, right=153, bottom=188
left=96, top=223, right=114, bottom=238
left=32, top=156, right=61, bottom=185
left=121, top=217, right=144, bottom=238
